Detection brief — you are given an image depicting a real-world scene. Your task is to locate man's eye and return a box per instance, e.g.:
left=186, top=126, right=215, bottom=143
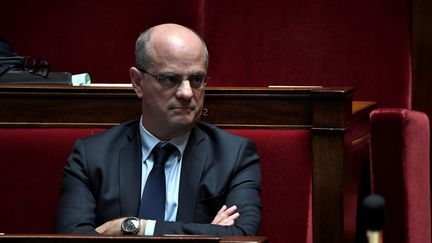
left=160, top=75, right=181, bottom=84
left=189, top=75, right=205, bottom=84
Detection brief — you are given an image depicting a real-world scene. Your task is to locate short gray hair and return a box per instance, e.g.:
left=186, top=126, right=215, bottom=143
left=134, top=26, right=209, bottom=70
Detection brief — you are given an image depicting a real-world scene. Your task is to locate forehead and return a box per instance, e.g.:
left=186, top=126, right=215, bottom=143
left=147, top=30, right=207, bottom=72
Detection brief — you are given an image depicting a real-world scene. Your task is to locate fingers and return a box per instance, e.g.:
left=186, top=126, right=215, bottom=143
left=95, top=222, right=109, bottom=234
left=212, top=205, right=228, bottom=224
left=95, top=225, right=103, bottom=234
left=219, top=211, right=240, bottom=226
left=223, top=205, right=238, bottom=216
left=95, top=218, right=123, bottom=235
left=211, top=205, right=239, bottom=226
left=216, top=205, right=227, bottom=215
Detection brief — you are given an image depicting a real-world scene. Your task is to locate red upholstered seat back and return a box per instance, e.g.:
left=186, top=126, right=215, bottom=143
left=370, top=108, right=431, bottom=243
left=0, top=128, right=313, bottom=243
left=0, top=128, right=106, bottom=233
left=228, top=129, right=313, bottom=243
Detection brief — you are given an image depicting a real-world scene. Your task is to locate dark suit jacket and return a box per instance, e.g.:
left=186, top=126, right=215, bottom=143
left=55, top=120, right=261, bottom=236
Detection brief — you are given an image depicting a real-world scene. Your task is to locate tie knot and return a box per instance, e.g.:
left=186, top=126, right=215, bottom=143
left=152, top=142, right=177, bottom=166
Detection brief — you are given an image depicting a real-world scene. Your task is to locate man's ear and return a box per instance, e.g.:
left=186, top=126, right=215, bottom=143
left=130, top=67, right=143, bottom=98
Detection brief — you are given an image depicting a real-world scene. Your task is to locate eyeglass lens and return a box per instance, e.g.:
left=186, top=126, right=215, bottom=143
left=159, top=73, right=206, bottom=89
left=23, top=57, right=50, bottom=78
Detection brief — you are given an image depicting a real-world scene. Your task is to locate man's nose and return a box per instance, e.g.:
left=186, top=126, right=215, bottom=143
left=175, top=80, right=194, bottom=100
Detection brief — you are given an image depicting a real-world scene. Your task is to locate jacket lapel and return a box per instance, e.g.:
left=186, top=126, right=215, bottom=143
left=119, top=123, right=142, bottom=216
left=176, top=126, right=207, bottom=223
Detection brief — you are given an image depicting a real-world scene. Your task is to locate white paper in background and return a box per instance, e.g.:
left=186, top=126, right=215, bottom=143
left=72, top=73, right=91, bottom=86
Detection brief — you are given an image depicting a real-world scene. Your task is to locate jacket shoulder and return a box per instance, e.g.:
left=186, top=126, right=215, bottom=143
left=79, top=119, right=139, bottom=146
left=195, top=122, right=252, bottom=145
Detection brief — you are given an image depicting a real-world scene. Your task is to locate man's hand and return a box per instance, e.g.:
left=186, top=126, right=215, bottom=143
left=96, top=218, right=124, bottom=235
left=211, top=205, right=240, bottom=226
left=96, top=218, right=146, bottom=235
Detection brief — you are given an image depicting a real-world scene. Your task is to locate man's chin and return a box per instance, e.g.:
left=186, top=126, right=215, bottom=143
left=173, top=120, right=196, bottom=128
left=170, top=117, right=198, bottom=129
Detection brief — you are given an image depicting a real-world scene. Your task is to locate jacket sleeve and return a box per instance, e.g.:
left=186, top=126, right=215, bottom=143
left=55, top=139, right=98, bottom=234
left=154, top=139, right=262, bottom=236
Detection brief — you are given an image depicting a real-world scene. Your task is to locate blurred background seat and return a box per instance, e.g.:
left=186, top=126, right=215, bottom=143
left=370, top=108, right=431, bottom=243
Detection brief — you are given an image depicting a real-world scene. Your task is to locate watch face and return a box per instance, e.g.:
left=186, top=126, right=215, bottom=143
left=124, top=220, right=138, bottom=231
left=122, top=217, right=139, bottom=234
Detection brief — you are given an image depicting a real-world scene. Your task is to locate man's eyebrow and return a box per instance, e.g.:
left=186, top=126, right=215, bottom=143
left=159, top=71, right=206, bottom=76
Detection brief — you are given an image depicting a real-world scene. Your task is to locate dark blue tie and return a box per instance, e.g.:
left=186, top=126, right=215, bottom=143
left=138, top=142, right=176, bottom=220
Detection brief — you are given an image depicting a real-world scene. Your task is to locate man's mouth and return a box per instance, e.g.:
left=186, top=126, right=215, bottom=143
left=171, top=106, right=193, bottom=113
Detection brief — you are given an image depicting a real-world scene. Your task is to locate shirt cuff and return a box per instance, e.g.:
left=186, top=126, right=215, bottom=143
left=144, top=220, right=156, bottom=236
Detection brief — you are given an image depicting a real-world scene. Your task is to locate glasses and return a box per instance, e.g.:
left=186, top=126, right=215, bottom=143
left=0, top=56, right=50, bottom=78
left=137, top=67, right=207, bottom=90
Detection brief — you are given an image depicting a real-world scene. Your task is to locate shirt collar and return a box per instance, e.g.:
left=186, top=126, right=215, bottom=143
left=139, top=116, right=190, bottom=162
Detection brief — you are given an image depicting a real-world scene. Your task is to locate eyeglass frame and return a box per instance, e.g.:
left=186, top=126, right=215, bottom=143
left=136, top=66, right=207, bottom=90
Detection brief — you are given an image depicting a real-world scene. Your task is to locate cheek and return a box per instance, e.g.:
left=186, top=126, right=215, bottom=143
left=142, top=94, right=165, bottom=113
left=194, top=92, right=205, bottom=105
left=145, top=88, right=172, bottom=108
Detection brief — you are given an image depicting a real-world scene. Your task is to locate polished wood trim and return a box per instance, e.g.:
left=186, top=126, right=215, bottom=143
left=0, top=85, right=363, bottom=129
left=0, top=234, right=268, bottom=243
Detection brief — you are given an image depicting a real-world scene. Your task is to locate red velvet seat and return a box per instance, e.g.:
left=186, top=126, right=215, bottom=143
left=370, top=108, right=431, bottom=243
left=0, top=128, right=313, bottom=243
left=228, top=129, right=313, bottom=243
left=0, top=128, right=105, bottom=234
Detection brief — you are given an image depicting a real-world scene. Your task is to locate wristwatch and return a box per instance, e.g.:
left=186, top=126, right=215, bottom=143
left=121, top=217, right=141, bottom=235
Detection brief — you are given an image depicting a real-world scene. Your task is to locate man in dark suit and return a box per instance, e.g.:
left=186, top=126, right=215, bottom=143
left=55, top=23, right=261, bottom=236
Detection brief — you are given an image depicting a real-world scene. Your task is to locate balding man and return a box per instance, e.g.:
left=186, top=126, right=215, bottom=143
left=56, top=23, right=261, bottom=236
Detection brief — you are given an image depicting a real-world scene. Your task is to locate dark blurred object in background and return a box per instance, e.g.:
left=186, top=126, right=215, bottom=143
left=0, top=36, right=15, bottom=57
